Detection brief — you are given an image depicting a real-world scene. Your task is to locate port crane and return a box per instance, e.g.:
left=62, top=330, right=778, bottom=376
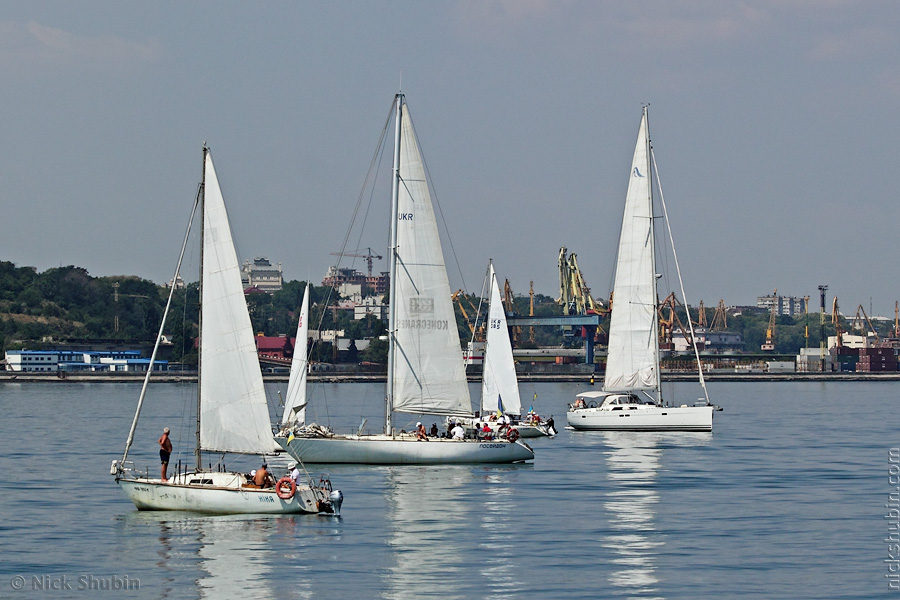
left=710, top=300, right=729, bottom=331
left=658, top=292, right=697, bottom=350
left=557, top=247, right=605, bottom=316
left=503, top=279, right=522, bottom=343
left=761, top=289, right=777, bottom=351
left=832, top=297, right=843, bottom=348
left=452, top=289, right=484, bottom=341
left=850, top=304, right=879, bottom=342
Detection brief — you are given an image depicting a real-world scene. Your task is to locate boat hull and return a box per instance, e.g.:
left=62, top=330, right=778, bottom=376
left=566, top=405, right=714, bottom=432
left=277, top=434, right=534, bottom=464
left=116, top=472, right=326, bottom=515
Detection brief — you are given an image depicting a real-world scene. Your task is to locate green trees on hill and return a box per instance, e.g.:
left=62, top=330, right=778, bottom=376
left=2, top=260, right=892, bottom=363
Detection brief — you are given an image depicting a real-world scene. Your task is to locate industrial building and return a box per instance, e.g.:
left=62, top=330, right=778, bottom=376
left=4, top=350, right=167, bottom=373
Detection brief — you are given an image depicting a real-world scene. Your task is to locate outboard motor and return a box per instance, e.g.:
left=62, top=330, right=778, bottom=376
left=329, top=490, right=344, bottom=517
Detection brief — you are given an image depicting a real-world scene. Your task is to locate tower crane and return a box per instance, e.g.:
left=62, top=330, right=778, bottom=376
left=113, top=281, right=149, bottom=334
left=330, top=247, right=383, bottom=277
left=761, top=288, right=777, bottom=351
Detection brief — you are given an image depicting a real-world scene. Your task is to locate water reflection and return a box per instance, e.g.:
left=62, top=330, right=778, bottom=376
left=476, top=468, right=521, bottom=595
left=383, top=466, right=475, bottom=598
left=120, top=512, right=287, bottom=599
left=600, top=432, right=665, bottom=597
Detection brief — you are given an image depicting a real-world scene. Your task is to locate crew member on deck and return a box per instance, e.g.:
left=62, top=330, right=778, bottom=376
left=158, top=427, right=172, bottom=482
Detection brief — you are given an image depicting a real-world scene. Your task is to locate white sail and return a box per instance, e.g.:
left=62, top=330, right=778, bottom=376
left=199, top=152, right=273, bottom=454
left=391, top=101, right=472, bottom=417
left=281, top=284, right=310, bottom=425
left=603, top=110, right=658, bottom=393
left=480, top=263, right=521, bottom=415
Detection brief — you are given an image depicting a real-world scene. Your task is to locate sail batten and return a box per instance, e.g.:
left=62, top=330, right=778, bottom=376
left=199, top=152, right=273, bottom=455
left=603, top=111, right=659, bottom=393
left=390, top=101, right=472, bottom=417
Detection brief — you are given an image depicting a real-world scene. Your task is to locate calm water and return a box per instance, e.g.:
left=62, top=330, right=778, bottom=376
left=1, top=380, right=898, bottom=599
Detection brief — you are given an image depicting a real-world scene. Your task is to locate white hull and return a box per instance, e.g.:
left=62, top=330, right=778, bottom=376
left=116, top=471, right=329, bottom=515
left=277, top=434, right=533, bottom=465
left=566, top=405, right=714, bottom=432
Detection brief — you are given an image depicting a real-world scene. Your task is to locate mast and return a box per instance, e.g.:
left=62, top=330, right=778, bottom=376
left=196, top=145, right=206, bottom=470
left=385, top=93, right=403, bottom=435
left=645, top=107, right=662, bottom=404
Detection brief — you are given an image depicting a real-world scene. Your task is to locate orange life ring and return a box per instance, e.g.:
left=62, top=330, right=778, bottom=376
left=276, top=476, right=296, bottom=499
left=506, top=428, right=520, bottom=443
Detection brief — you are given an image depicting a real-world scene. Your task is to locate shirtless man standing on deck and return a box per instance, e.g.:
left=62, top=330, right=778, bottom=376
left=158, top=427, right=172, bottom=482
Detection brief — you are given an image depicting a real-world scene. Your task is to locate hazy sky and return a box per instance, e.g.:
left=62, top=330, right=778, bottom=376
left=2, top=2, right=898, bottom=316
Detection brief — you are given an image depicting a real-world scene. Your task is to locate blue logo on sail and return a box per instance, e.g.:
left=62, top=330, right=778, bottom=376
left=633, top=167, right=644, bottom=178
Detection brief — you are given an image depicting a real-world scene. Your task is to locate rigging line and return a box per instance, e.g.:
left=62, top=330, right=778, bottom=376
left=651, top=148, right=710, bottom=403
left=121, top=183, right=201, bottom=464
left=308, top=100, right=393, bottom=424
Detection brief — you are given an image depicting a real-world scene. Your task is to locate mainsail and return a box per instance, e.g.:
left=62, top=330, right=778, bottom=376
left=199, top=151, right=274, bottom=454
left=481, top=263, right=521, bottom=415
left=603, top=110, right=659, bottom=393
left=281, top=284, right=310, bottom=425
left=390, top=100, right=472, bottom=417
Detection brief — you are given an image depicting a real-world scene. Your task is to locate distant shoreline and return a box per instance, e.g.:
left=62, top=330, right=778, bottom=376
left=2, top=372, right=898, bottom=384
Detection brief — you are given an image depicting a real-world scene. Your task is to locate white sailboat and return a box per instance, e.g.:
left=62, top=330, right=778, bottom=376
left=111, top=146, right=342, bottom=514
left=277, top=93, right=533, bottom=464
left=455, top=262, right=554, bottom=438
left=279, top=283, right=311, bottom=429
left=567, top=108, right=716, bottom=432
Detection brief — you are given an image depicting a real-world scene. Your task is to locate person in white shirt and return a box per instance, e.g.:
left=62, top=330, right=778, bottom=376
left=288, top=461, right=301, bottom=485
left=450, top=423, right=465, bottom=439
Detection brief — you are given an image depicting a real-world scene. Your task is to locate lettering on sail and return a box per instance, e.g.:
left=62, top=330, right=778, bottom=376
left=400, top=297, right=447, bottom=330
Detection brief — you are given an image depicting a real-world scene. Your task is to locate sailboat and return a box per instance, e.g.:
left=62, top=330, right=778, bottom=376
left=277, top=93, right=534, bottom=464
left=567, top=108, right=716, bottom=432
left=111, top=146, right=342, bottom=514
left=454, top=262, right=554, bottom=438
left=278, top=283, right=311, bottom=431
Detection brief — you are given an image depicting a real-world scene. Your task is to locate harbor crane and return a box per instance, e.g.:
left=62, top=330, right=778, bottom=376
left=832, top=297, right=843, bottom=348
left=850, top=304, right=879, bottom=342
left=710, top=300, right=729, bottom=331
left=557, top=247, right=605, bottom=316
left=761, top=288, right=777, bottom=351
left=330, top=247, right=382, bottom=277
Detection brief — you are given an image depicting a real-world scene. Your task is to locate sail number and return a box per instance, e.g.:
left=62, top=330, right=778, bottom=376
left=490, top=318, right=502, bottom=330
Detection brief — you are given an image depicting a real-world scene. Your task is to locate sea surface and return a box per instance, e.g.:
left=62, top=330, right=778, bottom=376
left=1, top=380, right=898, bottom=599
